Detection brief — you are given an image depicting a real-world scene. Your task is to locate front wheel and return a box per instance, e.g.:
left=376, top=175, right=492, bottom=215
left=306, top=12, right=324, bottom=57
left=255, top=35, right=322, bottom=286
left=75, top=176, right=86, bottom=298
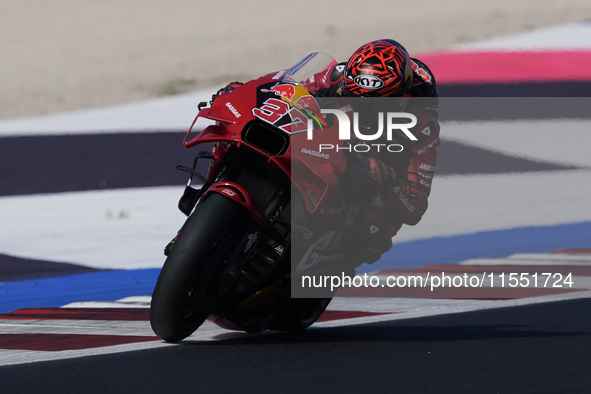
left=150, top=193, right=248, bottom=342
left=266, top=298, right=333, bottom=331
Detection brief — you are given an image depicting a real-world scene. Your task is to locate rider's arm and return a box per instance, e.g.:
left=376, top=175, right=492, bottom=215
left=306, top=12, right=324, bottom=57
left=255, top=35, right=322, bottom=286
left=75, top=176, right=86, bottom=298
left=379, top=106, right=440, bottom=225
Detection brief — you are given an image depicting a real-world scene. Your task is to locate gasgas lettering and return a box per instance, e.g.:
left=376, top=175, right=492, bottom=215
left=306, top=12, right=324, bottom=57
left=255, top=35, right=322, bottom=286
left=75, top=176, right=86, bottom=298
left=225, top=102, right=242, bottom=118
left=301, top=148, right=330, bottom=159
left=339, top=104, right=354, bottom=113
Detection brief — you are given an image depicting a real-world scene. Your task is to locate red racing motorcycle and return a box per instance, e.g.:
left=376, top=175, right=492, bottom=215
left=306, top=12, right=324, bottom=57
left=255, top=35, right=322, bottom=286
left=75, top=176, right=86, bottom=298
left=150, top=53, right=377, bottom=342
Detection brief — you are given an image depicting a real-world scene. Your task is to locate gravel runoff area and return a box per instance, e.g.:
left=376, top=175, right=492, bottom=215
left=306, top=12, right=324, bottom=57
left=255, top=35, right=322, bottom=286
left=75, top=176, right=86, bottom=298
left=2, top=0, right=591, bottom=119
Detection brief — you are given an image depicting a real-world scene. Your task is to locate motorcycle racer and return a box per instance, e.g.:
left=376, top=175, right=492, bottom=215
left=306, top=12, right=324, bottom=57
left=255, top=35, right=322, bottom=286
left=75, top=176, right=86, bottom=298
left=319, top=39, right=441, bottom=264
left=212, top=39, right=440, bottom=266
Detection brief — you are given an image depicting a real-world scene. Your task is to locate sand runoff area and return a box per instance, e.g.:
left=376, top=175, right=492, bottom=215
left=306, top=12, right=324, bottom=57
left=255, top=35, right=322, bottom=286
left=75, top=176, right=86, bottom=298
left=2, top=0, right=591, bottom=119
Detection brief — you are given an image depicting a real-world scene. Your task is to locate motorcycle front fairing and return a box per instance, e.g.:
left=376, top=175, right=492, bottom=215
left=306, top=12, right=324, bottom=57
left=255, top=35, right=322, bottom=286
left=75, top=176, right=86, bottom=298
left=182, top=58, right=349, bottom=216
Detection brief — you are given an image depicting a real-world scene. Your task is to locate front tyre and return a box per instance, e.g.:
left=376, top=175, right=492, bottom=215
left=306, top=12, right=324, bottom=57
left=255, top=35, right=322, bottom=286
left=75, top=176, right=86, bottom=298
left=267, top=298, right=333, bottom=331
left=150, top=193, right=248, bottom=342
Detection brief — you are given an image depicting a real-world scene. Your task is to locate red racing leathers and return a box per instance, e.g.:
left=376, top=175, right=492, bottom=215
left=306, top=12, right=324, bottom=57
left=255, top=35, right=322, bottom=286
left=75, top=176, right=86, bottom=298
left=380, top=96, right=440, bottom=224
left=382, top=58, right=439, bottom=226
left=318, top=58, right=440, bottom=262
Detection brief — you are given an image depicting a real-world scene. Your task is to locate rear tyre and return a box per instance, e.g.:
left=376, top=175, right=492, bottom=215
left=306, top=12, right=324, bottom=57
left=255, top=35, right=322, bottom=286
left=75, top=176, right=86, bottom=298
left=150, top=194, right=247, bottom=342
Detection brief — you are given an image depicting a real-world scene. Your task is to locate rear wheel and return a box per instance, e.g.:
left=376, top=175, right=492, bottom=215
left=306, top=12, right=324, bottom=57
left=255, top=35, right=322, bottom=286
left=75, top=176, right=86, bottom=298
left=150, top=194, right=247, bottom=342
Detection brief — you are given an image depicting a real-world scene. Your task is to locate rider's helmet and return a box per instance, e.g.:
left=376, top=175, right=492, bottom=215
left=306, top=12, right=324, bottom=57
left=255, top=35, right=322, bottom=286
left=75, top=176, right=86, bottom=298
left=341, top=39, right=413, bottom=97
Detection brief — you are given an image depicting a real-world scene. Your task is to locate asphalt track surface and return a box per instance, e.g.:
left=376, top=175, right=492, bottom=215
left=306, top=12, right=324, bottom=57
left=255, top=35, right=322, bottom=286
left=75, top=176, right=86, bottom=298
left=0, top=298, right=589, bottom=393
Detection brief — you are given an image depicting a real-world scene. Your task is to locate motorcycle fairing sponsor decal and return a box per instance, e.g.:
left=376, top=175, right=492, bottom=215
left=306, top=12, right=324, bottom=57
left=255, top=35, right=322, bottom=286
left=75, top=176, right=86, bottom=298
left=295, top=230, right=343, bottom=272
left=221, top=188, right=237, bottom=197
left=300, top=148, right=330, bottom=160
left=225, top=102, right=242, bottom=118
left=254, top=84, right=327, bottom=133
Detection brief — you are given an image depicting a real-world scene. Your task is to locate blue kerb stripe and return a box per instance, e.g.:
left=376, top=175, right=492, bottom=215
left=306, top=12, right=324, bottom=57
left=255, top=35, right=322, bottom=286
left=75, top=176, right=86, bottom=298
left=360, top=221, right=591, bottom=272
left=0, top=269, right=160, bottom=313
left=1, top=222, right=589, bottom=313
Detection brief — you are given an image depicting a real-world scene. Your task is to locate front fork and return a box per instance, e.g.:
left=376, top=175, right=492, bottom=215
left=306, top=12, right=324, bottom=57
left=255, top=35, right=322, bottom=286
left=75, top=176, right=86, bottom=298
left=177, top=151, right=216, bottom=216
left=176, top=149, right=290, bottom=223
left=171, top=146, right=291, bottom=264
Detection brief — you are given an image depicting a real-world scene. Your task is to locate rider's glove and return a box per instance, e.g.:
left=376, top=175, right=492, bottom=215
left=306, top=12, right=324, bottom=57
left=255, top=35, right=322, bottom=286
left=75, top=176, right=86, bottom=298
left=355, top=155, right=395, bottom=186
left=211, top=81, right=243, bottom=104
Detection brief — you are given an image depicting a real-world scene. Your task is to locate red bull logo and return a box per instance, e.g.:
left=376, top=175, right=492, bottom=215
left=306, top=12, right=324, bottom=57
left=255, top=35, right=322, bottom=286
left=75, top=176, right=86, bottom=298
left=259, top=84, right=327, bottom=131
left=270, top=84, right=297, bottom=100
left=263, top=84, right=316, bottom=110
